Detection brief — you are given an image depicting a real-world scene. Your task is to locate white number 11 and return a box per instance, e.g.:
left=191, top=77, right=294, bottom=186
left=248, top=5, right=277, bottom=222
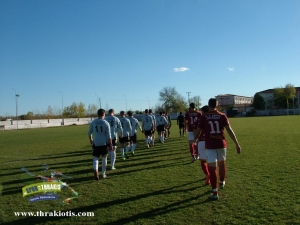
left=208, top=121, right=220, bottom=134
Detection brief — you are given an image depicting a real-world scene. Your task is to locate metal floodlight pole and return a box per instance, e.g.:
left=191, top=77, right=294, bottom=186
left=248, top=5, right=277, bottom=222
left=186, top=92, right=191, bottom=104
left=123, top=95, right=127, bottom=112
left=12, top=88, right=19, bottom=130
left=95, top=94, right=100, bottom=109
left=58, top=91, right=63, bottom=125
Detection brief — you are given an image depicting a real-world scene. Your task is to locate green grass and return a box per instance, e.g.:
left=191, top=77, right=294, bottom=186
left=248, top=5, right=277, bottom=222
left=0, top=116, right=300, bottom=225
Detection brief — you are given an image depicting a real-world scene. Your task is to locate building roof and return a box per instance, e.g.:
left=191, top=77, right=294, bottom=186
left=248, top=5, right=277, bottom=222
left=215, top=94, right=253, bottom=98
left=257, top=87, right=300, bottom=94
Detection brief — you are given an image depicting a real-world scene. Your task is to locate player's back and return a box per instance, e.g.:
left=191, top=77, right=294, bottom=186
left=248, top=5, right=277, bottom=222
left=177, top=115, right=184, bottom=124
left=185, top=110, right=202, bottom=132
left=156, top=115, right=168, bottom=126
left=119, top=117, right=131, bottom=136
left=201, top=110, right=229, bottom=149
left=128, top=117, right=140, bottom=134
left=142, top=115, right=153, bottom=130
left=88, top=119, right=111, bottom=146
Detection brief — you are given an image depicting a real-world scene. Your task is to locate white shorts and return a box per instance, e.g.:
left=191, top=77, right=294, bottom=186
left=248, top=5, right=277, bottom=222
left=197, top=141, right=206, bottom=160
left=206, top=148, right=226, bottom=163
left=187, top=132, right=194, bottom=141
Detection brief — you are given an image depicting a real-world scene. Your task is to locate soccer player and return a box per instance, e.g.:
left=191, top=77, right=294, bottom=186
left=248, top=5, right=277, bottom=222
left=195, top=98, right=241, bottom=200
left=104, top=109, right=123, bottom=170
left=119, top=111, right=132, bottom=160
left=177, top=112, right=185, bottom=137
left=142, top=109, right=154, bottom=148
left=127, top=111, right=142, bottom=155
left=156, top=112, right=169, bottom=143
left=195, top=105, right=210, bottom=185
left=149, top=109, right=156, bottom=145
left=88, top=109, right=112, bottom=181
left=185, top=103, right=202, bottom=162
left=165, top=112, right=171, bottom=138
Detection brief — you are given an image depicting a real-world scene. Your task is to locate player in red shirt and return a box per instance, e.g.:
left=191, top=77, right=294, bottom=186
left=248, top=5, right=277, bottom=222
left=195, top=98, right=241, bottom=200
left=195, top=105, right=210, bottom=185
left=185, top=103, right=202, bottom=162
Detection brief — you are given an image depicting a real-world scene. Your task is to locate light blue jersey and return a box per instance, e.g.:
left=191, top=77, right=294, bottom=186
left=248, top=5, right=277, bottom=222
left=128, top=117, right=142, bottom=136
left=88, top=118, right=111, bottom=146
left=156, top=115, right=169, bottom=126
left=104, top=115, right=123, bottom=139
left=142, top=114, right=153, bottom=131
left=119, top=117, right=132, bottom=137
left=149, top=114, right=156, bottom=125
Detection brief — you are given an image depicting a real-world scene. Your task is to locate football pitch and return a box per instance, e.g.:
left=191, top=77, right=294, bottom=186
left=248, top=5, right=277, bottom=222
left=0, top=116, right=299, bottom=225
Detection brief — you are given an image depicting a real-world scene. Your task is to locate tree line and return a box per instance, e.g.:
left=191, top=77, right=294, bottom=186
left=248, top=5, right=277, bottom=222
left=1, top=86, right=202, bottom=120
left=253, top=83, right=298, bottom=110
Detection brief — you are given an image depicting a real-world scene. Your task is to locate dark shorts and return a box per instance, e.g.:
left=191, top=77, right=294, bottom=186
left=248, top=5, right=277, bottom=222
left=130, top=134, right=137, bottom=143
left=157, top=125, right=165, bottom=132
left=92, top=145, right=108, bottom=157
left=119, top=136, right=130, bottom=144
left=108, top=138, right=117, bottom=147
left=144, top=130, right=152, bottom=136
left=178, top=124, right=184, bottom=129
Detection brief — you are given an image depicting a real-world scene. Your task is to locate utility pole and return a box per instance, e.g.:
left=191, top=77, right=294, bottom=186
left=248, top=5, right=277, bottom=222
left=12, top=88, right=20, bottom=130
left=186, top=92, right=191, bottom=104
left=58, top=91, right=64, bottom=125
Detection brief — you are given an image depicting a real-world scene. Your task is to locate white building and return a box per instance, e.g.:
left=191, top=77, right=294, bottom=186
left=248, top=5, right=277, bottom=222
left=215, top=94, right=253, bottom=112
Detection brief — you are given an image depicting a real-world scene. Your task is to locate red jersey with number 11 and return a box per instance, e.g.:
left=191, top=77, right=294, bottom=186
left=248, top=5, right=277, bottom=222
left=198, top=110, right=229, bottom=149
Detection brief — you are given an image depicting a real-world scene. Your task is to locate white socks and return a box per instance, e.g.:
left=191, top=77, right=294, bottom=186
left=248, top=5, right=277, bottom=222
left=102, top=157, right=107, bottom=176
left=120, top=148, right=124, bottom=158
left=132, top=144, right=136, bottom=153
left=93, top=156, right=99, bottom=171
left=125, top=145, right=130, bottom=154
left=110, top=150, right=116, bottom=168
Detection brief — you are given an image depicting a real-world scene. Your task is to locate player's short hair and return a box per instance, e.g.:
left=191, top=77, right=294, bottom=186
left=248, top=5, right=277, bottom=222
left=127, top=111, right=133, bottom=116
left=159, top=112, right=163, bottom=115
left=145, top=109, right=149, bottom=113
left=97, top=109, right=105, bottom=117
left=189, top=103, right=195, bottom=109
left=120, top=111, right=125, bottom=115
left=108, top=109, right=114, bottom=114
left=208, top=98, right=218, bottom=108
left=179, top=112, right=182, bottom=115
left=201, top=105, right=209, bottom=113
left=149, top=109, right=152, bottom=113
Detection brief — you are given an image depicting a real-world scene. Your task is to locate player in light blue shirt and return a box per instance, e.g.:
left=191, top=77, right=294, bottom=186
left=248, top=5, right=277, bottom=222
left=119, top=111, right=132, bottom=159
left=127, top=111, right=142, bottom=155
left=104, top=109, right=123, bottom=170
left=142, top=109, right=154, bottom=148
left=88, top=109, right=112, bottom=180
left=149, top=109, right=156, bottom=145
left=156, top=112, right=169, bottom=143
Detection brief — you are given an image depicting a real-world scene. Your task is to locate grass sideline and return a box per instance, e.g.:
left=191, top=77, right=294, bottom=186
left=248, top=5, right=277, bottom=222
left=0, top=116, right=300, bottom=224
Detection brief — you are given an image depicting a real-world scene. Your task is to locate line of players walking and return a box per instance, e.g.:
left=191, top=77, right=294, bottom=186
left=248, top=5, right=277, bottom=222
left=88, top=98, right=241, bottom=200
left=88, top=108, right=171, bottom=181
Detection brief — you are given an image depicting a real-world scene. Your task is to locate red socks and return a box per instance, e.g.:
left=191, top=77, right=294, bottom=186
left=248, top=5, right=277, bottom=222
left=208, top=166, right=218, bottom=189
left=189, top=144, right=197, bottom=156
left=201, top=160, right=209, bottom=176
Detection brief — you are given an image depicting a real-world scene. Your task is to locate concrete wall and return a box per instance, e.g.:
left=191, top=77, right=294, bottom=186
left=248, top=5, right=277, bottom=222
left=0, top=114, right=180, bottom=131
left=0, top=118, right=94, bottom=131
